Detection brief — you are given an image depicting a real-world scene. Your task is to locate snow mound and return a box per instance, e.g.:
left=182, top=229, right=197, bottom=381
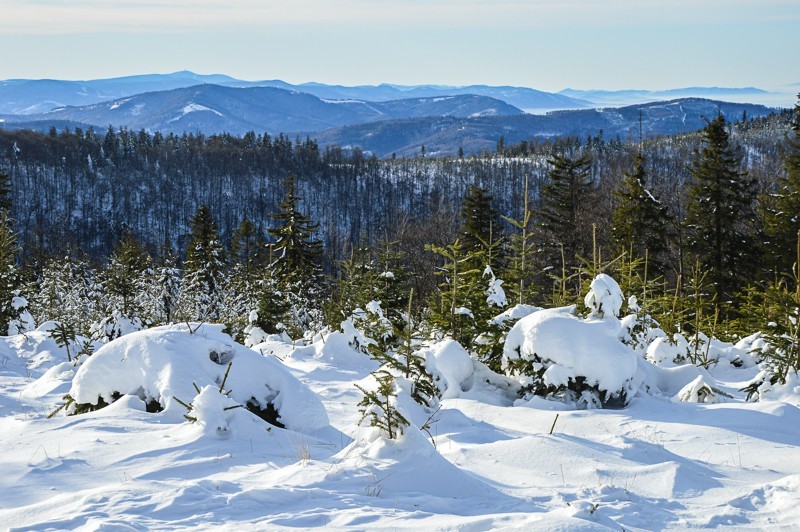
left=426, top=339, right=475, bottom=399
left=68, top=323, right=329, bottom=432
left=503, top=307, right=639, bottom=407
left=674, top=375, right=724, bottom=404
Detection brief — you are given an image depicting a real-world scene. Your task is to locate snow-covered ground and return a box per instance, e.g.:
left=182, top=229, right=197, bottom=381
left=1, top=321, right=800, bottom=530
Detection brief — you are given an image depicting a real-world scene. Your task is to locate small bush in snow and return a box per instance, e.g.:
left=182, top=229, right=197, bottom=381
left=355, top=369, right=409, bottom=440
left=503, top=306, right=639, bottom=408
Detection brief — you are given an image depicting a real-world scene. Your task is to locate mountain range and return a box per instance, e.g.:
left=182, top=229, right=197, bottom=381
left=0, top=71, right=788, bottom=157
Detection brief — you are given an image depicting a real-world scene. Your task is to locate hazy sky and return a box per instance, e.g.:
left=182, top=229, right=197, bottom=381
left=1, top=0, right=798, bottom=91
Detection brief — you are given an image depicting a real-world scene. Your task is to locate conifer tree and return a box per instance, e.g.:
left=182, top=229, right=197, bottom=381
left=147, top=249, right=181, bottom=325
left=104, top=231, right=151, bottom=320
left=764, top=94, right=800, bottom=284
left=0, top=172, right=11, bottom=215
left=0, top=212, right=32, bottom=334
left=611, top=152, right=671, bottom=275
left=179, top=205, right=227, bottom=322
left=538, top=151, right=595, bottom=270
left=685, top=114, right=758, bottom=306
left=460, top=185, right=503, bottom=269
left=503, top=173, right=537, bottom=305
left=268, top=176, right=324, bottom=335
left=223, top=219, right=268, bottom=339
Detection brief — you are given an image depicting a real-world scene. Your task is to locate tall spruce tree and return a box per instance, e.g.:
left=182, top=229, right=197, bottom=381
left=0, top=172, right=11, bottom=215
left=460, top=185, right=503, bottom=267
left=268, top=176, right=324, bottom=335
left=685, top=114, right=757, bottom=306
left=104, top=231, right=151, bottom=320
left=611, top=152, right=671, bottom=275
left=764, top=94, right=800, bottom=283
left=180, top=205, right=227, bottom=322
left=538, top=151, right=595, bottom=270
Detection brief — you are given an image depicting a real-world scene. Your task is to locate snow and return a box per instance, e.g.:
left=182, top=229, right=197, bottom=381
left=1, top=318, right=800, bottom=529
left=504, top=306, right=639, bottom=401
left=584, top=273, right=625, bottom=319
left=69, top=323, right=329, bottom=431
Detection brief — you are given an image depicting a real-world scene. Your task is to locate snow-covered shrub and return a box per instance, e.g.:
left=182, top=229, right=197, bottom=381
left=355, top=368, right=410, bottom=440
left=502, top=306, right=640, bottom=408
left=584, top=273, right=624, bottom=319
left=64, top=323, right=329, bottom=432
left=90, top=310, right=143, bottom=343
left=673, top=375, right=726, bottom=404
left=7, top=292, right=35, bottom=335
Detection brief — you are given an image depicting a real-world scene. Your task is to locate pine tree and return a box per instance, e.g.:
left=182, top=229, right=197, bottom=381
left=685, top=114, right=758, bottom=307
left=538, top=151, right=595, bottom=270
left=179, top=205, right=227, bottom=322
left=611, top=152, right=671, bottom=275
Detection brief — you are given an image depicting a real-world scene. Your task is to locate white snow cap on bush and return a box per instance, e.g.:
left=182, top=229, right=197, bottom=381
left=503, top=306, right=639, bottom=399
left=69, top=323, right=329, bottom=432
left=584, top=273, right=624, bottom=319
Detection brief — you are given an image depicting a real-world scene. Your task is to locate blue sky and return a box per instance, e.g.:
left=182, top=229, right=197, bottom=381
left=1, top=0, right=797, bottom=92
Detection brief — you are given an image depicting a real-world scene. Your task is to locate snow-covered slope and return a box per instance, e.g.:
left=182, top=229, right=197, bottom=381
left=1, top=324, right=800, bottom=529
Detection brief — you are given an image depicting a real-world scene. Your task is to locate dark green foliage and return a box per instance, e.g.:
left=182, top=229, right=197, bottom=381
left=181, top=205, right=227, bottom=322
left=763, top=94, right=800, bottom=284
left=0, top=172, right=11, bottom=214
left=104, top=230, right=151, bottom=319
left=685, top=114, right=758, bottom=308
left=537, top=151, right=595, bottom=270
left=50, top=321, right=77, bottom=362
left=0, top=214, right=22, bottom=334
left=611, top=153, right=671, bottom=276
left=268, top=175, right=324, bottom=334
left=460, top=185, right=503, bottom=269
left=245, top=398, right=285, bottom=428
left=269, top=175, right=323, bottom=287
left=355, top=369, right=409, bottom=440
left=506, top=357, right=628, bottom=409
left=502, top=173, right=538, bottom=305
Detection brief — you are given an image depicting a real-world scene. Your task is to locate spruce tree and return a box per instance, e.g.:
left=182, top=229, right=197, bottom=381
left=503, top=173, right=538, bottom=305
left=0, top=213, right=30, bottom=334
left=179, top=205, right=227, bottom=322
left=460, top=185, right=503, bottom=269
left=268, top=176, right=324, bottom=335
left=538, top=151, right=595, bottom=270
left=0, top=172, right=11, bottom=215
left=104, top=231, right=151, bottom=320
left=764, top=94, right=800, bottom=284
left=611, top=152, right=671, bottom=275
left=685, top=114, right=758, bottom=306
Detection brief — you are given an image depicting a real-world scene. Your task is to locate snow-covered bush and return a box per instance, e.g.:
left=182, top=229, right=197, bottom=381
left=7, top=292, right=35, bottom=335
left=503, top=306, right=640, bottom=408
left=584, top=273, right=624, bottom=319
left=64, top=323, right=329, bottom=432
left=90, top=310, right=143, bottom=343
left=355, top=368, right=410, bottom=440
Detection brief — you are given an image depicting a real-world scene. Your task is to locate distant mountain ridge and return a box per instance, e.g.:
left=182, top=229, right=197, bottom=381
left=1, top=84, right=523, bottom=135
left=2, top=70, right=789, bottom=116
left=314, top=98, right=779, bottom=157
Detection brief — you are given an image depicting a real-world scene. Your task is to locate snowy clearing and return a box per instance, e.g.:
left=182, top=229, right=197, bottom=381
left=1, top=320, right=799, bottom=530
